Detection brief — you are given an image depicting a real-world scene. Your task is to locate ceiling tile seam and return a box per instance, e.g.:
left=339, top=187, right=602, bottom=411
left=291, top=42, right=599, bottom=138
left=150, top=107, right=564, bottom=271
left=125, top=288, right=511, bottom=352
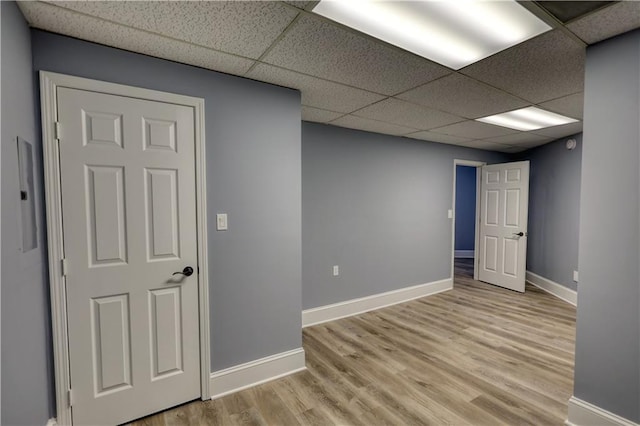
left=28, top=23, right=260, bottom=79
left=426, top=122, right=519, bottom=137
left=293, top=7, right=453, bottom=72
left=302, top=104, right=345, bottom=115
left=388, top=93, right=521, bottom=121
left=390, top=66, right=559, bottom=111
left=279, top=2, right=307, bottom=12
left=561, top=2, right=620, bottom=26
left=304, top=1, right=322, bottom=12
left=562, top=27, right=593, bottom=46
left=457, top=30, right=585, bottom=81
left=386, top=72, right=454, bottom=98
left=455, top=69, right=559, bottom=106
left=249, top=60, right=391, bottom=97
left=279, top=1, right=320, bottom=13
left=385, top=70, right=544, bottom=121
left=536, top=90, right=585, bottom=104
left=343, top=97, right=470, bottom=130
left=339, top=92, right=470, bottom=127
left=465, top=140, right=514, bottom=148
left=514, top=1, right=588, bottom=48
left=244, top=13, right=304, bottom=76
left=342, top=97, right=392, bottom=116
left=326, top=112, right=349, bottom=123
left=328, top=113, right=423, bottom=132
left=33, top=1, right=264, bottom=62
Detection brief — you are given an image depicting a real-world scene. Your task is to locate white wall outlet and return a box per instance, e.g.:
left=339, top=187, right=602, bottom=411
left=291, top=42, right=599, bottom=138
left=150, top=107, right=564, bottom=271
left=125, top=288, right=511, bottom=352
left=573, top=270, right=579, bottom=282
left=332, top=265, right=339, bottom=276
left=447, top=209, right=453, bottom=219
left=216, top=213, right=228, bottom=231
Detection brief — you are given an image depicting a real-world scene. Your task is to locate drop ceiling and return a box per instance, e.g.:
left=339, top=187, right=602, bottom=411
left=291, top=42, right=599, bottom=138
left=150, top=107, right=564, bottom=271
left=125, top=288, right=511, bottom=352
left=18, top=0, right=640, bottom=153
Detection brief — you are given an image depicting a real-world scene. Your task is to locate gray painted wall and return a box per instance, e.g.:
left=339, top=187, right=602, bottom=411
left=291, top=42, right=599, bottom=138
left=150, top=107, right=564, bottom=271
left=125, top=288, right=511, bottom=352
left=574, top=29, right=640, bottom=422
left=455, top=165, right=477, bottom=252
left=1, top=3, right=55, bottom=424
left=515, top=135, right=582, bottom=291
left=31, top=30, right=302, bottom=373
left=302, top=122, right=507, bottom=309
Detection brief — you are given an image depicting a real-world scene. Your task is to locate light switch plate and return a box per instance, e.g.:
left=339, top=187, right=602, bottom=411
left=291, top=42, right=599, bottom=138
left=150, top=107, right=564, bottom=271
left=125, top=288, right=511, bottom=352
left=447, top=209, right=453, bottom=219
left=216, top=213, right=228, bottom=231
left=333, top=265, right=339, bottom=276
left=573, top=270, right=579, bottom=282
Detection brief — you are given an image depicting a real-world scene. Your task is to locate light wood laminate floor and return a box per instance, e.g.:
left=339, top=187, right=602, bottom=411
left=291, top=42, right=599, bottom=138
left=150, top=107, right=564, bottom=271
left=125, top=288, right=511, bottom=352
left=131, top=259, right=576, bottom=425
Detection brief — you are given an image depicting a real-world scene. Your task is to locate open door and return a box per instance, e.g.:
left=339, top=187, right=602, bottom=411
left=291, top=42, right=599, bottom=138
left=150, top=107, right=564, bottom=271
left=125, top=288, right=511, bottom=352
left=478, top=161, right=530, bottom=292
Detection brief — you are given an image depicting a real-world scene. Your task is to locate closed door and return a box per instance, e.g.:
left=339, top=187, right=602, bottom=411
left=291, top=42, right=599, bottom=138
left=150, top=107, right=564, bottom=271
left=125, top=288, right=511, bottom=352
left=478, top=161, right=530, bottom=292
left=58, top=87, right=200, bottom=425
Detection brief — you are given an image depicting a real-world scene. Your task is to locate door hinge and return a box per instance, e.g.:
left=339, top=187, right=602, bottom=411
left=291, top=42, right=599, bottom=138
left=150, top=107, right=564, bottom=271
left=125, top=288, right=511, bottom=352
left=54, top=121, right=62, bottom=140
left=68, top=389, right=73, bottom=407
left=61, top=258, right=68, bottom=277
left=55, top=122, right=62, bottom=140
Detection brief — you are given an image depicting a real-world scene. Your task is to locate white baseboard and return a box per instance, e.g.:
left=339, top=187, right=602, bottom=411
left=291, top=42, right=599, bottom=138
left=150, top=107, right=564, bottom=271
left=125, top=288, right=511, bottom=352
left=46, top=419, right=57, bottom=426
left=454, top=250, right=475, bottom=258
left=566, top=396, right=639, bottom=426
left=526, top=271, right=577, bottom=306
left=302, top=277, right=453, bottom=328
left=210, top=348, right=306, bottom=399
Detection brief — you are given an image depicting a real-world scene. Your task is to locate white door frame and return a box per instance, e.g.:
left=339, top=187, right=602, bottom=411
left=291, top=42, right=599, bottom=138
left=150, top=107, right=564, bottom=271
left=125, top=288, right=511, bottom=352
left=40, top=71, right=211, bottom=425
left=450, top=159, right=485, bottom=282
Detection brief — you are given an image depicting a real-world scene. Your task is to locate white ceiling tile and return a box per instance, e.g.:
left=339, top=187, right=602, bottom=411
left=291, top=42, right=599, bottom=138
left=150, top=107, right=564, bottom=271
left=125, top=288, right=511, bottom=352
left=246, top=63, right=384, bottom=113
left=302, top=106, right=343, bottom=123
left=19, top=2, right=254, bottom=75
left=47, top=0, right=299, bottom=59
left=431, top=120, right=518, bottom=139
left=405, top=131, right=473, bottom=145
left=262, top=14, right=451, bottom=95
left=567, top=2, right=640, bottom=45
left=482, top=132, right=551, bottom=145
left=532, top=121, right=583, bottom=139
left=461, top=30, right=585, bottom=104
left=330, top=115, right=418, bottom=136
left=353, top=98, right=464, bottom=130
left=397, top=74, right=529, bottom=119
left=460, top=141, right=514, bottom=152
left=538, top=93, right=584, bottom=119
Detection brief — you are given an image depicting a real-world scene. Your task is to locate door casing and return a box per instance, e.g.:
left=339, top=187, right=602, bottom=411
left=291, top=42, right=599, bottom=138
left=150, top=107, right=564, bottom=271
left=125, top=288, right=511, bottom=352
left=450, top=159, right=485, bottom=282
left=40, top=71, right=211, bottom=425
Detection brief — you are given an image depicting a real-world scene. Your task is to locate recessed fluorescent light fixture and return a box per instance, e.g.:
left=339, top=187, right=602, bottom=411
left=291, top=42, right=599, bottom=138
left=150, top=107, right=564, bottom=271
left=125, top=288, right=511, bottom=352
left=312, top=0, right=551, bottom=70
left=476, top=106, right=579, bottom=131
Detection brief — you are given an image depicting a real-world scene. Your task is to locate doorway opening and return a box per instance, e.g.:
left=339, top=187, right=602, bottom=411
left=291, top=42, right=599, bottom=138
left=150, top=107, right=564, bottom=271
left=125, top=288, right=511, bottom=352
left=450, top=160, right=484, bottom=284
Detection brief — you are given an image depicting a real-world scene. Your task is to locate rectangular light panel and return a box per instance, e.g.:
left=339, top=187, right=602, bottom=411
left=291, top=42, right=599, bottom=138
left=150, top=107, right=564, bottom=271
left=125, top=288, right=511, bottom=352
left=476, top=106, right=579, bottom=131
left=312, top=0, right=551, bottom=70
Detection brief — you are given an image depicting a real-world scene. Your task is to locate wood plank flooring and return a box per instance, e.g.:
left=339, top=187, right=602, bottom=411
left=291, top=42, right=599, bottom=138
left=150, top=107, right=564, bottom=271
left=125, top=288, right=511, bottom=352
left=131, top=259, right=576, bottom=425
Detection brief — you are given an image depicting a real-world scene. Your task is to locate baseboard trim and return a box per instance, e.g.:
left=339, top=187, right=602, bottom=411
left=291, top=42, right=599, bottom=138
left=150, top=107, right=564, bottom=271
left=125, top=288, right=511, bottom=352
left=526, top=271, right=577, bottom=306
left=210, top=348, right=306, bottom=399
left=46, top=419, right=57, bottom=426
left=566, top=396, right=639, bottom=426
left=302, top=277, right=453, bottom=328
left=454, top=250, right=475, bottom=258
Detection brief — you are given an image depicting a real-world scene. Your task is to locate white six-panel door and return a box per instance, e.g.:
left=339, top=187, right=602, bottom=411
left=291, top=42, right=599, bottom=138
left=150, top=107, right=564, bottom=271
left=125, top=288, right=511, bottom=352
left=57, top=87, right=200, bottom=425
left=478, top=161, right=530, bottom=292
